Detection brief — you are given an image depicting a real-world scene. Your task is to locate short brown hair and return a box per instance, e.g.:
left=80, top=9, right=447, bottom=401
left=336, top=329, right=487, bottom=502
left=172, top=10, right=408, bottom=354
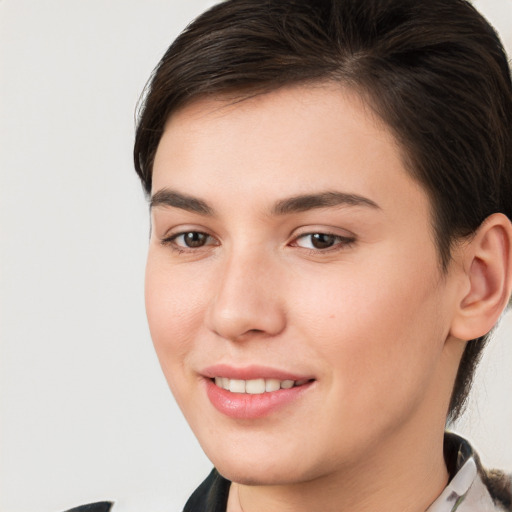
left=134, top=0, right=512, bottom=421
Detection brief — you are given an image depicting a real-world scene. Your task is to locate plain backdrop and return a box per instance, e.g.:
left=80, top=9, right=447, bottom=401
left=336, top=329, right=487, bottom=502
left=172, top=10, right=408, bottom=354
left=1, top=1, right=511, bottom=511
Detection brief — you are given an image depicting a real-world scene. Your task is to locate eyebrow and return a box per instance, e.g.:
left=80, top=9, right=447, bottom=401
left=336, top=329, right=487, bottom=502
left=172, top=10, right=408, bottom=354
left=150, top=189, right=214, bottom=215
left=150, top=188, right=380, bottom=216
left=271, top=191, right=380, bottom=215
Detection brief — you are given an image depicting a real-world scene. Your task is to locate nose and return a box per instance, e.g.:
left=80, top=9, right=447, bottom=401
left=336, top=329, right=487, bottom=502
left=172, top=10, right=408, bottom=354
left=205, top=251, right=286, bottom=341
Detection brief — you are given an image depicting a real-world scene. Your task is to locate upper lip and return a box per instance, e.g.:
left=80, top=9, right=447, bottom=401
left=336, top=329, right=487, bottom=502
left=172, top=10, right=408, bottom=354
left=201, top=364, right=314, bottom=381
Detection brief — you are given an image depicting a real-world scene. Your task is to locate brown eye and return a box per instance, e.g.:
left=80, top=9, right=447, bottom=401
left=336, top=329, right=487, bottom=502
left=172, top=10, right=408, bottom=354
left=309, top=233, right=337, bottom=249
left=180, top=232, right=209, bottom=248
left=293, top=232, right=355, bottom=251
left=168, top=231, right=214, bottom=249
left=296, top=233, right=338, bottom=249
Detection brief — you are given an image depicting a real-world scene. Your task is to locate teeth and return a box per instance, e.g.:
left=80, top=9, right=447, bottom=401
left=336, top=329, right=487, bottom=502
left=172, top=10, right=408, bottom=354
left=213, top=377, right=309, bottom=394
left=265, top=378, right=281, bottom=392
left=245, top=378, right=265, bottom=394
left=229, top=379, right=246, bottom=393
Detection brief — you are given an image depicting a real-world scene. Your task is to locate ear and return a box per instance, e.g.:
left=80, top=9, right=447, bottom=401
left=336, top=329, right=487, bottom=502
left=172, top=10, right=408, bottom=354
left=450, top=213, right=512, bottom=341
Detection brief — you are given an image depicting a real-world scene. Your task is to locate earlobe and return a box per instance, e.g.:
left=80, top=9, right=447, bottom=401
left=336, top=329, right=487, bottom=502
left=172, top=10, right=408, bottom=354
left=450, top=213, right=512, bottom=341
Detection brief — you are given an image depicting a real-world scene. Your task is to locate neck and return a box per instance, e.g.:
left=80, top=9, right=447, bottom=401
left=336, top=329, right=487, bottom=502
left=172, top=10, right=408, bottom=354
left=228, top=423, right=449, bottom=512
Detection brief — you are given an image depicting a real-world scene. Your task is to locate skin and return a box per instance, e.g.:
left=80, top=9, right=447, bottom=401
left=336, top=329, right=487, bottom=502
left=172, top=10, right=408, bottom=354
left=146, top=84, right=470, bottom=512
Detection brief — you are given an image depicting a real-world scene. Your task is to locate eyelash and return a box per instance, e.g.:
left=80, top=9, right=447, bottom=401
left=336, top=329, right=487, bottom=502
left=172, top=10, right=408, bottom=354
left=161, top=231, right=218, bottom=253
left=292, top=232, right=356, bottom=253
left=161, top=230, right=356, bottom=255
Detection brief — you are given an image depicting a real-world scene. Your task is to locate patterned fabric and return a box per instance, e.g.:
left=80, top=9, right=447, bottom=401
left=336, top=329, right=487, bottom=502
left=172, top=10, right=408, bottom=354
left=427, top=433, right=512, bottom=511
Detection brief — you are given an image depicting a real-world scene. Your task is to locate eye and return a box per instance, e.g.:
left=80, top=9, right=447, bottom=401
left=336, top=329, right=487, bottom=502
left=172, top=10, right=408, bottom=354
left=293, top=232, right=354, bottom=250
left=163, top=231, right=216, bottom=249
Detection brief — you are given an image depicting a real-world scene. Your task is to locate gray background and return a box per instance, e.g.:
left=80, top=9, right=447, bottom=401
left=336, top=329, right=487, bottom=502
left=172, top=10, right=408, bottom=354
left=1, top=1, right=511, bottom=511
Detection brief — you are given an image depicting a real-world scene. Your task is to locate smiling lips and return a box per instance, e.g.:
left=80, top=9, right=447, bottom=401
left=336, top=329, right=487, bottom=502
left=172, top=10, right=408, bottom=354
left=203, top=367, right=314, bottom=419
left=213, top=377, right=310, bottom=394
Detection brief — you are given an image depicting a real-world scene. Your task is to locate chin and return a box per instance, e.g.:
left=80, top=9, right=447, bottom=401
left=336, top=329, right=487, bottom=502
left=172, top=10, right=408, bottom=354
left=215, top=463, right=303, bottom=487
left=205, top=443, right=326, bottom=487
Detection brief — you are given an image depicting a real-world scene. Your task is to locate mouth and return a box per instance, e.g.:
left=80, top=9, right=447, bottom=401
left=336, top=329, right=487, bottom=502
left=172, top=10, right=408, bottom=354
left=211, top=377, right=312, bottom=394
left=202, top=367, right=316, bottom=419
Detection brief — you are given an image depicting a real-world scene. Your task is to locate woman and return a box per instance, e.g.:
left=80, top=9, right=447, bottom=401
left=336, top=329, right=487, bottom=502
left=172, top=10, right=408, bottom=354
left=71, top=0, right=512, bottom=510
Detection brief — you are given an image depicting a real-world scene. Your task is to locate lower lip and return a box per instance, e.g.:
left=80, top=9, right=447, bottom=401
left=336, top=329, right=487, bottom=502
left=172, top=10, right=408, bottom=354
left=204, top=379, right=314, bottom=419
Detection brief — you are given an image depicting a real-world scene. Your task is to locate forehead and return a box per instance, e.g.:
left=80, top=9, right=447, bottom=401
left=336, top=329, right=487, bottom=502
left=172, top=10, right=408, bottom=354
left=152, top=84, right=429, bottom=222
left=161, top=84, right=390, bottom=149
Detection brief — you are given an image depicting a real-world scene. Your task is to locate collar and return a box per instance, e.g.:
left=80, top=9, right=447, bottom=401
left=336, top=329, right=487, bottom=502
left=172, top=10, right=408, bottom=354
left=426, top=433, right=511, bottom=512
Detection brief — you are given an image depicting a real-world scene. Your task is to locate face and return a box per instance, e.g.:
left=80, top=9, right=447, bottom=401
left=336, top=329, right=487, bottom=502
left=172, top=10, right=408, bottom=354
left=146, top=85, right=461, bottom=485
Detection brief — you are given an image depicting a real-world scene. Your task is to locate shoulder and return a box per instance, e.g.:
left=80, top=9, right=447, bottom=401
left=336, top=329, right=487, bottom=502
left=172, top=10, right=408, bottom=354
left=466, top=436, right=512, bottom=510
left=446, top=432, right=512, bottom=511
left=63, top=502, right=114, bottom=512
left=479, top=467, right=512, bottom=511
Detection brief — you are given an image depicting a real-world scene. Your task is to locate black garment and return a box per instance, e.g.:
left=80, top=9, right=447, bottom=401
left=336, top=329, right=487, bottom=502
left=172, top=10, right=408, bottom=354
left=183, top=468, right=231, bottom=512
left=65, top=502, right=113, bottom=512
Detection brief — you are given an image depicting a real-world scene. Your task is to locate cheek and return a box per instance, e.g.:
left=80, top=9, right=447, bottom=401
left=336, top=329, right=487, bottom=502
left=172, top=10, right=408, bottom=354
left=144, top=254, right=209, bottom=382
left=291, top=255, right=447, bottom=409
